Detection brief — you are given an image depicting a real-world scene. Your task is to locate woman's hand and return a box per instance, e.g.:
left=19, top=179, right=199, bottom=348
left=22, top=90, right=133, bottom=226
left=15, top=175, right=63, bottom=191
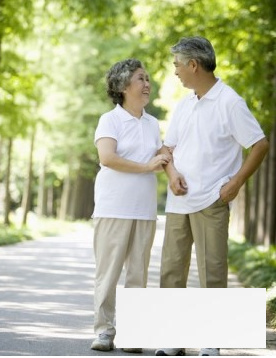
left=146, top=154, right=171, bottom=172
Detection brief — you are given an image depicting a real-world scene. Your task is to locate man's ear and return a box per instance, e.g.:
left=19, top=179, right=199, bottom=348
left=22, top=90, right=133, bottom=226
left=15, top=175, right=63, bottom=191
left=189, top=59, right=198, bottom=72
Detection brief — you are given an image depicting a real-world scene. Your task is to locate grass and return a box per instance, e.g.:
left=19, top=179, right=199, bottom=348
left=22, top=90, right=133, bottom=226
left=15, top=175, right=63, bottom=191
left=0, top=214, right=91, bottom=247
left=0, top=225, right=33, bottom=246
left=267, top=286, right=276, bottom=329
left=228, top=239, right=276, bottom=329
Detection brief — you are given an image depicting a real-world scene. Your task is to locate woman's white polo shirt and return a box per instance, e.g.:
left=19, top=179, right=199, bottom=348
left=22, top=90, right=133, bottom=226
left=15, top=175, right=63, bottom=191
left=93, top=104, right=162, bottom=220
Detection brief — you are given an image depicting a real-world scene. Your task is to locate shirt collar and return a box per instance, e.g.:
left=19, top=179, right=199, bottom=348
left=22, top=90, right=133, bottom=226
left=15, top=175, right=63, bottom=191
left=115, top=104, right=149, bottom=121
left=189, top=78, right=223, bottom=101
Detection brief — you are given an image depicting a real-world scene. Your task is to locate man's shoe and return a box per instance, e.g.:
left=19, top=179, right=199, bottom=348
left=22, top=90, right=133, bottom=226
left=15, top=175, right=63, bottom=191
left=122, top=348, right=143, bottom=353
left=199, top=348, right=220, bottom=356
left=91, top=333, right=114, bottom=351
left=155, top=348, right=186, bottom=356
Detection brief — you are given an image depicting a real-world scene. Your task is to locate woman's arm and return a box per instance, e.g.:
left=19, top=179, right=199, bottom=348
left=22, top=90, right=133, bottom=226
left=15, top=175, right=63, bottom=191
left=97, top=137, right=171, bottom=173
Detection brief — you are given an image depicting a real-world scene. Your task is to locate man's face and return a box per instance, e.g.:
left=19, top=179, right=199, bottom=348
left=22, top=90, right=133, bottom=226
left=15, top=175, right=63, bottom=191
left=173, top=55, right=193, bottom=89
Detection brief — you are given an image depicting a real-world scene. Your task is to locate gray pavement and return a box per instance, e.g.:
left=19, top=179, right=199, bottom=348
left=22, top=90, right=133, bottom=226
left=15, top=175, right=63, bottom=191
left=0, top=217, right=275, bottom=356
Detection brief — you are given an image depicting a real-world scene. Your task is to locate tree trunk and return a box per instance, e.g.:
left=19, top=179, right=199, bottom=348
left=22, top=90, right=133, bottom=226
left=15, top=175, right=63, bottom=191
left=59, top=157, right=73, bottom=220
left=68, top=171, right=94, bottom=220
left=47, top=185, right=54, bottom=217
left=265, top=123, right=276, bottom=245
left=21, top=129, right=35, bottom=226
left=0, top=137, right=2, bottom=166
left=59, top=172, right=72, bottom=220
left=255, top=155, right=269, bottom=245
left=4, top=138, right=12, bottom=225
left=250, top=172, right=258, bottom=244
left=37, top=157, right=48, bottom=217
left=244, top=179, right=250, bottom=241
left=0, top=0, right=3, bottom=64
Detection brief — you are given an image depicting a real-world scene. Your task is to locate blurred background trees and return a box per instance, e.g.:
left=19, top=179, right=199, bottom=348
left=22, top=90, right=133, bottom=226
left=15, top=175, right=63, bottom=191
left=0, top=0, right=275, bottom=246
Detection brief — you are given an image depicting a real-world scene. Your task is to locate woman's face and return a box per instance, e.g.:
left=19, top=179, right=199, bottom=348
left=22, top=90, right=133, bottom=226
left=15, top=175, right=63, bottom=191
left=123, top=68, right=151, bottom=106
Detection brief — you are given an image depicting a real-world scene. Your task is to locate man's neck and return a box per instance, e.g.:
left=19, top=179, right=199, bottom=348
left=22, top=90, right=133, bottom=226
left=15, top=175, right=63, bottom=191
left=195, top=75, right=217, bottom=99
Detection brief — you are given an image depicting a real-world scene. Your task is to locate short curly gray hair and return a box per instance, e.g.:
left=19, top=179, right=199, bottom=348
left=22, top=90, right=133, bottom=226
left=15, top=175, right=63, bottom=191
left=106, top=58, right=144, bottom=105
left=171, top=36, right=216, bottom=72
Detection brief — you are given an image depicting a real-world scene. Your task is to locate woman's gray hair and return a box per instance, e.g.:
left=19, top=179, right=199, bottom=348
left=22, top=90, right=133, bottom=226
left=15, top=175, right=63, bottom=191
left=106, top=58, right=144, bottom=105
left=171, top=36, right=216, bottom=72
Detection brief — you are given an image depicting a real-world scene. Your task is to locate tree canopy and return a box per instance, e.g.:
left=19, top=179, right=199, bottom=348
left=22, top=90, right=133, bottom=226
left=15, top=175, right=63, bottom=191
left=0, top=0, right=275, bottom=244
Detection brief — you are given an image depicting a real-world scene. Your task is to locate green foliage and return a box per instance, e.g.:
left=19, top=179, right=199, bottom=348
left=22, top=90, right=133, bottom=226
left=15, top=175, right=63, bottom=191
left=131, top=0, right=275, bottom=131
left=228, top=240, right=276, bottom=327
left=0, top=224, right=32, bottom=246
left=267, top=293, right=276, bottom=329
left=228, top=240, right=276, bottom=289
left=0, top=0, right=34, bottom=40
left=0, top=0, right=41, bottom=139
left=0, top=0, right=275, bottom=223
left=211, top=0, right=276, bottom=133
left=157, top=171, right=169, bottom=213
left=64, top=0, right=135, bottom=34
left=0, top=216, right=91, bottom=246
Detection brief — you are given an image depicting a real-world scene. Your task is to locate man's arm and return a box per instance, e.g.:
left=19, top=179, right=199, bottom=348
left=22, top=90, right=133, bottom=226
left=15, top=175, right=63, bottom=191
left=160, top=145, right=188, bottom=196
left=220, top=137, right=269, bottom=202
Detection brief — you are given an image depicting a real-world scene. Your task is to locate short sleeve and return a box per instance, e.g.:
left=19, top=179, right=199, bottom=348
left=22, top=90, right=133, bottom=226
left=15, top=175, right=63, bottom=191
left=154, top=119, right=163, bottom=150
left=163, top=101, right=183, bottom=147
left=94, top=113, right=118, bottom=146
left=229, top=99, right=265, bottom=149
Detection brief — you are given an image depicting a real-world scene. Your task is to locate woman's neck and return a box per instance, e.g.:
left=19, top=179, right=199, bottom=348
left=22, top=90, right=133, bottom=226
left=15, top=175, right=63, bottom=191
left=122, top=103, right=143, bottom=118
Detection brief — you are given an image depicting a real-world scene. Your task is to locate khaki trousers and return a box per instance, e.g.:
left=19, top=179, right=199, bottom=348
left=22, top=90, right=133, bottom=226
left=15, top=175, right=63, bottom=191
left=93, top=218, right=156, bottom=336
left=161, top=199, right=230, bottom=288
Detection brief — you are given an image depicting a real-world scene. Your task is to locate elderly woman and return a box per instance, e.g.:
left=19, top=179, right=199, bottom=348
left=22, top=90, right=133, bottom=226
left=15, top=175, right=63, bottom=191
left=91, top=59, right=170, bottom=352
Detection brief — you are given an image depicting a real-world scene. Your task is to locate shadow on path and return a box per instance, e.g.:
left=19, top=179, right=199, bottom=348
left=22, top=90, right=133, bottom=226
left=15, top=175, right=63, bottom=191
left=0, top=218, right=275, bottom=356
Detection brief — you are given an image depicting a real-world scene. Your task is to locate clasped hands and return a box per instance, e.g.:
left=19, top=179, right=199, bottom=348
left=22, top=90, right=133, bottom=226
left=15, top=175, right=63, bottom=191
left=148, top=153, right=171, bottom=172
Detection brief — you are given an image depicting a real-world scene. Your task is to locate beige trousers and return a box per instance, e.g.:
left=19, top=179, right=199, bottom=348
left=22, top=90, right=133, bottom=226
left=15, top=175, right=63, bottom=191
left=93, top=218, right=156, bottom=336
left=161, top=199, right=230, bottom=288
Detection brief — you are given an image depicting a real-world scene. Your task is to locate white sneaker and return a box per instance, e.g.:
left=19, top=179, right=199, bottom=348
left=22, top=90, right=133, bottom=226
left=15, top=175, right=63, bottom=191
left=155, top=348, right=186, bottom=356
left=199, top=348, right=220, bottom=356
left=91, top=333, right=114, bottom=351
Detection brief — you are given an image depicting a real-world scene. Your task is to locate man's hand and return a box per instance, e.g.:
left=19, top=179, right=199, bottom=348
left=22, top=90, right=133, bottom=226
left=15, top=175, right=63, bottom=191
left=169, top=170, right=188, bottom=196
left=220, top=138, right=269, bottom=203
left=159, top=145, right=188, bottom=195
left=219, top=178, right=241, bottom=203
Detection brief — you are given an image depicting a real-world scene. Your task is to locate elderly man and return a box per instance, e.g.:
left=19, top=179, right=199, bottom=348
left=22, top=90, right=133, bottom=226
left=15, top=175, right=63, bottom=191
left=156, top=36, right=269, bottom=357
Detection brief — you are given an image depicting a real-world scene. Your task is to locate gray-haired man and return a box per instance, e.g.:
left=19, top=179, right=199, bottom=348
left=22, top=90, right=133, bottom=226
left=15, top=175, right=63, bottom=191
left=155, top=36, right=269, bottom=356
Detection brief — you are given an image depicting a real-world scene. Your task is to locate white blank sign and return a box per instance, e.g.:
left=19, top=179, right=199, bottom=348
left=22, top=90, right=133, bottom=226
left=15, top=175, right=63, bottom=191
left=116, top=288, right=266, bottom=348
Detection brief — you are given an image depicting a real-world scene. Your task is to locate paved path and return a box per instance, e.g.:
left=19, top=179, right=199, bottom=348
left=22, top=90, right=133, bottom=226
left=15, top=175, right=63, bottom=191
left=0, top=218, right=275, bottom=356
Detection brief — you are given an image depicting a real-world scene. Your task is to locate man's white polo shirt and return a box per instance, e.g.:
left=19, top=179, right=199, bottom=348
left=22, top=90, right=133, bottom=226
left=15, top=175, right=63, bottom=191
left=93, top=104, right=162, bottom=220
left=164, top=79, right=265, bottom=214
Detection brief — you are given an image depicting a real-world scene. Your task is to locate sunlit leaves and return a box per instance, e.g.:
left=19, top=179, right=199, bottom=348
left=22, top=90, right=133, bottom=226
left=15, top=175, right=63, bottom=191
left=0, top=0, right=34, bottom=40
